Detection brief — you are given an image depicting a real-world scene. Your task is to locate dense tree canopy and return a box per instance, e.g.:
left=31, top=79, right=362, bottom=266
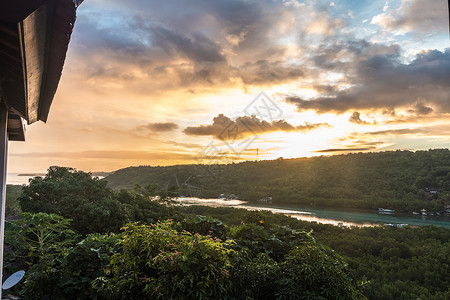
left=5, top=214, right=365, bottom=299
left=18, top=167, right=177, bottom=234
left=18, top=167, right=126, bottom=234
left=6, top=162, right=449, bottom=299
left=6, top=184, right=22, bottom=216
left=105, top=149, right=450, bottom=211
left=179, top=206, right=450, bottom=300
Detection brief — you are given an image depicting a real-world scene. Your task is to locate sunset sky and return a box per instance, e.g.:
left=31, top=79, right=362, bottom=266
left=8, top=0, right=450, bottom=175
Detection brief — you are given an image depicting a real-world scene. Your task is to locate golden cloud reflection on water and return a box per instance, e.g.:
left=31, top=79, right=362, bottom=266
left=284, top=214, right=376, bottom=227
left=173, top=197, right=247, bottom=207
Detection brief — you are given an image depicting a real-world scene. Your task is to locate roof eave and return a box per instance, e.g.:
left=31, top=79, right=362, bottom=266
left=6, top=113, right=25, bottom=141
left=18, top=0, right=77, bottom=124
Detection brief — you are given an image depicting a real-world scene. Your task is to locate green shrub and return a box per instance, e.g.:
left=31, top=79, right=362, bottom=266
left=6, top=213, right=368, bottom=300
left=176, top=215, right=226, bottom=239
left=108, top=221, right=233, bottom=299
left=19, top=166, right=126, bottom=234
left=56, top=233, right=122, bottom=299
left=229, top=250, right=278, bottom=299
left=116, top=188, right=178, bottom=224
left=227, top=221, right=311, bottom=261
left=276, top=243, right=365, bottom=299
left=9, top=213, right=78, bottom=298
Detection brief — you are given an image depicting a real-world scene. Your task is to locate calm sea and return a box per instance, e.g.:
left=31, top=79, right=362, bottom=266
left=6, top=173, right=43, bottom=185
left=7, top=173, right=105, bottom=185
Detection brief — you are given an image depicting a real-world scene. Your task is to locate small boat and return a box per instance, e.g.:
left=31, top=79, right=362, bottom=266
left=379, top=208, right=395, bottom=214
left=412, top=212, right=419, bottom=215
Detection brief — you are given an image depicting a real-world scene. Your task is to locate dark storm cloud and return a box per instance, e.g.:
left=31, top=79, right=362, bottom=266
left=314, top=138, right=387, bottom=153
left=384, top=113, right=450, bottom=124
left=407, top=101, right=433, bottom=115
left=149, top=26, right=226, bottom=63
left=70, top=0, right=319, bottom=91
left=367, top=128, right=423, bottom=136
left=71, top=0, right=450, bottom=117
left=349, top=112, right=369, bottom=124
left=360, top=124, right=450, bottom=137
left=285, top=48, right=450, bottom=114
left=310, top=39, right=400, bottom=72
left=358, top=141, right=385, bottom=146
left=73, top=14, right=230, bottom=84
left=312, top=85, right=339, bottom=95
left=143, top=122, right=179, bottom=132
left=183, top=114, right=330, bottom=140
left=238, top=60, right=304, bottom=85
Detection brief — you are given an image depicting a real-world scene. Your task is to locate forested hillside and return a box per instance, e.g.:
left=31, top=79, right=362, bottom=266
left=106, top=149, right=450, bottom=211
left=7, top=167, right=366, bottom=299
left=180, top=206, right=450, bottom=300
left=8, top=166, right=449, bottom=299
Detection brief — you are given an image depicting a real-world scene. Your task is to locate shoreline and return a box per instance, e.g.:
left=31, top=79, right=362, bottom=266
left=174, top=197, right=450, bottom=229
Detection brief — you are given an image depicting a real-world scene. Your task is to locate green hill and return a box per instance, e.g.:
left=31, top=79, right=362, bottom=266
left=105, top=149, right=450, bottom=211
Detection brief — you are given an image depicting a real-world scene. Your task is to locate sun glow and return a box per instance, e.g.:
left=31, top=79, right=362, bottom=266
left=7, top=0, right=450, bottom=176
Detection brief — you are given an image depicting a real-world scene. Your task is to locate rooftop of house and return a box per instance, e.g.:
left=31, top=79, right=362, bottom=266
left=0, top=0, right=79, bottom=141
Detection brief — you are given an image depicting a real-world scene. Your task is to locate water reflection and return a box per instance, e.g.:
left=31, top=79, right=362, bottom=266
left=174, top=197, right=450, bottom=229
left=284, top=214, right=375, bottom=227
left=174, top=197, right=246, bottom=207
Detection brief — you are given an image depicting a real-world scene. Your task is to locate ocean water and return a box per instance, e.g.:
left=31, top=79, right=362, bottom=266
left=6, top=173, right=44, bottom=185
left=6, top=173, right=106, bottom=185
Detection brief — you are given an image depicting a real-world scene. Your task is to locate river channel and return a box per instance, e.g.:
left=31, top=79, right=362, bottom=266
left=174, top=197, right=450, bottom=229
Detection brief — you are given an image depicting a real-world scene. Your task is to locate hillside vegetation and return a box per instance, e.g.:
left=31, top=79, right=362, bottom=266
left=106, top=149, right=450, bottom=211
left=180, top=206, right=450, bottom=300
left=8, top=166, right=449, bottom=299
left=7, top=167, right=365, bottom=299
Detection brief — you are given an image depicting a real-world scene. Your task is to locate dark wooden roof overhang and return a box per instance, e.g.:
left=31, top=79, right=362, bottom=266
left=0, top=0, right=79, bottom=141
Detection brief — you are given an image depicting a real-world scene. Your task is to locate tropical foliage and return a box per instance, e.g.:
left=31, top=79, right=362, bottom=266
left=4, top=164, right=449, bottom=299
left=105, top=149, right=450, bottom=211
left=17, top=167, right=177, bottom=234
left=6, top=184, right=22, bottom=216
left=5, top=213, right=364, bottom=299
left=179, top=206, right=450, bottom=300
left=18, top=167, right=125, bottom=234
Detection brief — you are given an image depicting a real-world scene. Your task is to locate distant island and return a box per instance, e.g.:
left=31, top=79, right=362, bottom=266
left=105, top=149, right=450, bottom=212
left=18, top=171, right=112, bottom=177
left=17, top=173, right=46, bottom=177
